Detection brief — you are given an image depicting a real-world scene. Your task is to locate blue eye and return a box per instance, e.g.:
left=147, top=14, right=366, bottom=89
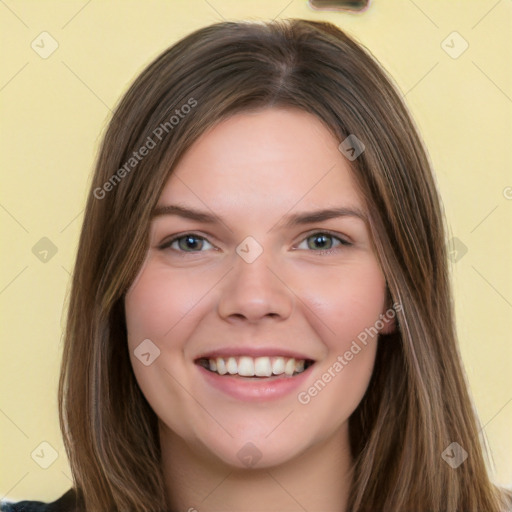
left=297, top=232, right=351, bottom=252
left=161, top=234, right=214, bottom=252
left=159, top=231, right=350, bottom=254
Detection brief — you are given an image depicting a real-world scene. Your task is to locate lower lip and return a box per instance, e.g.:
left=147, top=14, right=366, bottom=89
left=196, top=364, right=314, bottom=402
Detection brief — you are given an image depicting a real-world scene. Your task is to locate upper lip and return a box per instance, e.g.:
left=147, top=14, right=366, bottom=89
left=194, top=347, right=315, bottom=361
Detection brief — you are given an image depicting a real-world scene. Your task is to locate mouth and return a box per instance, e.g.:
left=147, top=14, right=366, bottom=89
left=195, top=356, right=315, bottom=379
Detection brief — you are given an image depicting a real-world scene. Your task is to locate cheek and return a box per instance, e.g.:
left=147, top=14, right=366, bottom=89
left=124, top=263, right=214, bottom=440
left=125, top=262, right=211, bottom=343
left=124, top=263, right=201, bottom=403
left=298, top=257, right=388, bottom=350
left=291, top=258, right=385, bottom=420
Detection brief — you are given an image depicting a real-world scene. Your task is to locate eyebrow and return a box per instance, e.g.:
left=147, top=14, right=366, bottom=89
left=151, top=204, right=367, bottom=227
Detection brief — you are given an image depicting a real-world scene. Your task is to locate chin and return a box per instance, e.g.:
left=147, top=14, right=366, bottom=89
left=190, top=421, right=317, bottom=471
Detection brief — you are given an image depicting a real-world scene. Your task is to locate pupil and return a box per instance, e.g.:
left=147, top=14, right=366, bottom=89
left=311, top=234, right=331, bottom=249
left=181, top=235, right=201, bottom=251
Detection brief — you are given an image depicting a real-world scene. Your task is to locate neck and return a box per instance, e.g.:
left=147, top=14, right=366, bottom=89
left=159, top=422, right=353, bottom=512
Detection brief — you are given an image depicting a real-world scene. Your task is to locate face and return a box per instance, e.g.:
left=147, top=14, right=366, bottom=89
left=125, top=108, right=394, bottom=469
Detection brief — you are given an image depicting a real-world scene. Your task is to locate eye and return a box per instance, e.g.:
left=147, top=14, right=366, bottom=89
left=158, top=231, right=351, bottom=254
left=159, top=233, right=214, bottom=253
left=296, top=231, right=351, bottom=252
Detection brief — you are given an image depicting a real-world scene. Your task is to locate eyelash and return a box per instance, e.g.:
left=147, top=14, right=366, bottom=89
left=158, top=231, right=352, bottom=255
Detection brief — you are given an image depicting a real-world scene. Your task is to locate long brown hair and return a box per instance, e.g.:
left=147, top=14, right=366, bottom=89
left=59, top=19, right=510, bottom=511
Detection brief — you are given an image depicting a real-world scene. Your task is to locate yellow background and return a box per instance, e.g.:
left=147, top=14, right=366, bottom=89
left=1, top=0, right=511, bottom=503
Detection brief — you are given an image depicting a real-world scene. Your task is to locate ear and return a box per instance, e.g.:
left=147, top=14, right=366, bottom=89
left=379, top=309, right=396, bottom=334
left=379, top=293, right=399, bottom=335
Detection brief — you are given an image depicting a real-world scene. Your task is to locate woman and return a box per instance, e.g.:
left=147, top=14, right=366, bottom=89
left=3, top=18, right=510, bottom=512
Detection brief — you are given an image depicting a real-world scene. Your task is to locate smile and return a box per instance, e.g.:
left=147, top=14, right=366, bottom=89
left=196, top=356, right=315, bottom=378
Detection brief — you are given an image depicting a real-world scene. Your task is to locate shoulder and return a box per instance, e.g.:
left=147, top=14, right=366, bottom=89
left=0, top=489, right=78, bottom=512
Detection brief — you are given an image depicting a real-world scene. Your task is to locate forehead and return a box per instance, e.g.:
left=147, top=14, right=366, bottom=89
left=159, top=108, right=364, bottom=213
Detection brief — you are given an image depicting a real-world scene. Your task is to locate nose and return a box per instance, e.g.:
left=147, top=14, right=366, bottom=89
left=217, top=250, right=294, bottom=324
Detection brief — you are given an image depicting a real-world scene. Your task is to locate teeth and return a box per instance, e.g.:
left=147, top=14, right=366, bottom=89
left=284, top=358, right=296, bottom=376
left=238, top=356, right=254, bottom=376
left=226, top=357, right=237, bottom=375
left=216, top=357, right=227, bottom=375
left=202, top=356, right=310, bottom=377
left=272, top=357, right=285, bottom=375
left=254, top=357, right=272, bottom=377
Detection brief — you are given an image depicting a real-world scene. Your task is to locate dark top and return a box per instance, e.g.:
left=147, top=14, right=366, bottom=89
left=0, top=489, right=77, bottom=512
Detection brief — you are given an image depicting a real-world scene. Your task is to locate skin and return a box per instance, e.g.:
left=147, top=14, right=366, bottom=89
left=125, top=108, right=395, bottom=512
